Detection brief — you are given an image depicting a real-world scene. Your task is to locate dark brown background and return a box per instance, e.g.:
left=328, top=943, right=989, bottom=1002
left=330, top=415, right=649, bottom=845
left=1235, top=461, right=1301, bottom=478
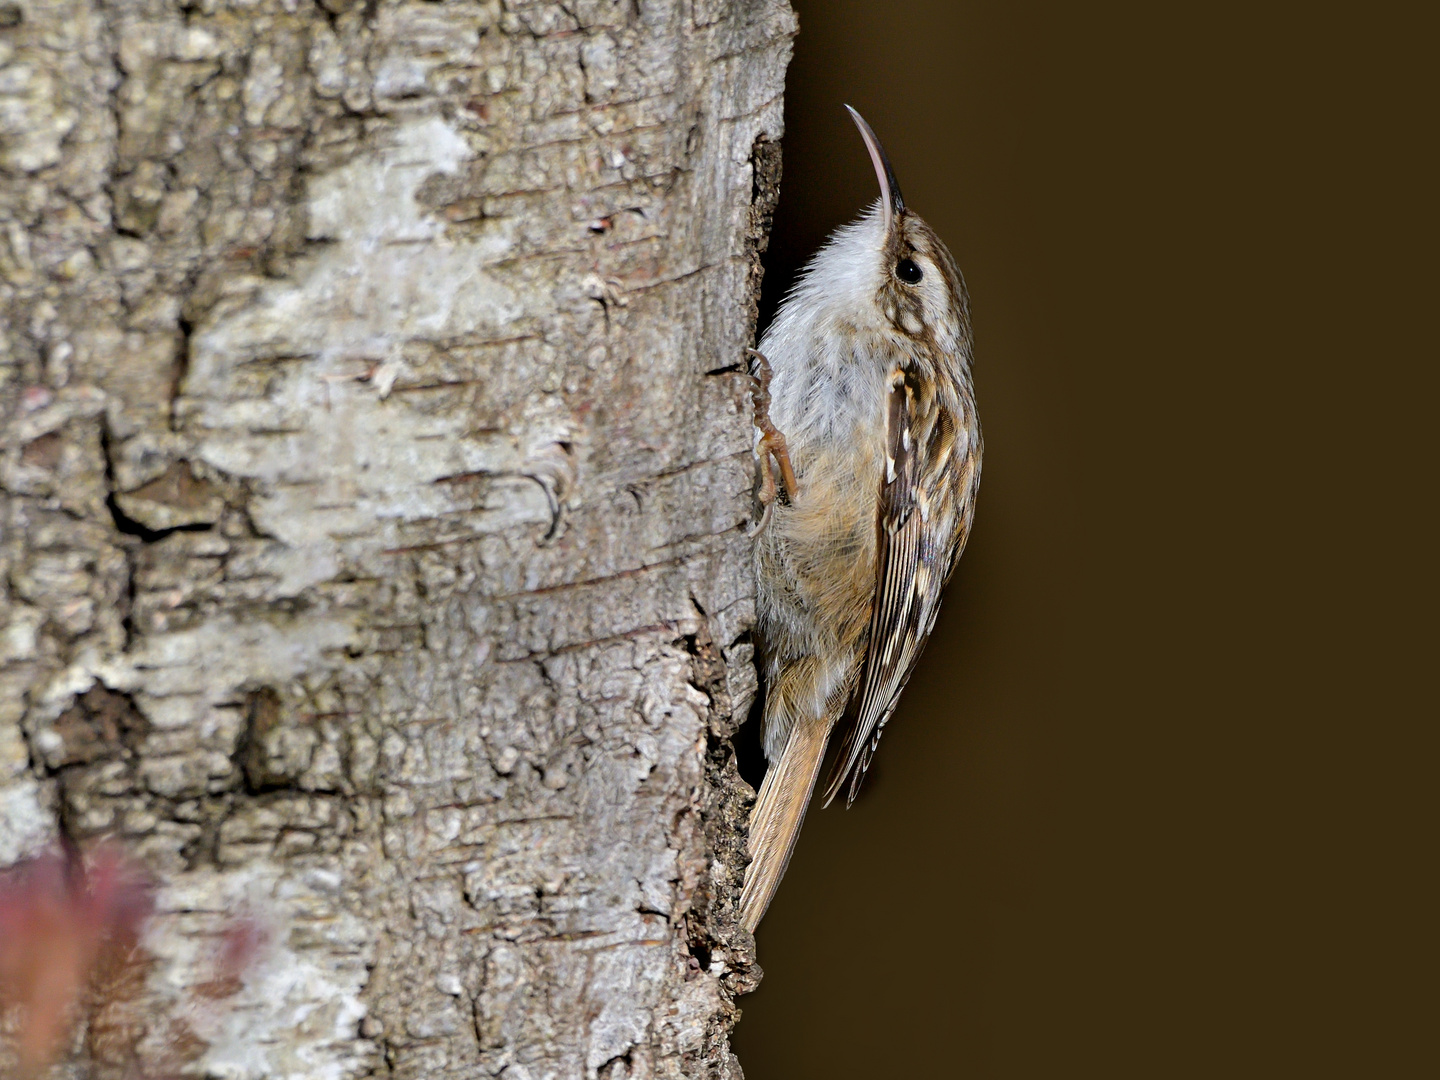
left=731, top=2, right=1432, bottom=1076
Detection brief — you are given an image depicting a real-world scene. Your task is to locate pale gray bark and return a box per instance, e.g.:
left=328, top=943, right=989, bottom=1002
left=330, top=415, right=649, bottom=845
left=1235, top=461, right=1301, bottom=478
left=0, top=2, right=792, bottom=1077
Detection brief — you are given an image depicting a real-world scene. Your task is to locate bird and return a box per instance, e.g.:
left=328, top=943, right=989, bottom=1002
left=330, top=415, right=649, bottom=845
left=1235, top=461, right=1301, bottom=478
left=739, top=106, right=983, bottom=933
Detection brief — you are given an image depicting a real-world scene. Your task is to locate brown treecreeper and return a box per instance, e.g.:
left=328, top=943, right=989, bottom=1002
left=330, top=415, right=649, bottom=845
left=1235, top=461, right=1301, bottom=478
left=741, top=107, right=984, bottom=932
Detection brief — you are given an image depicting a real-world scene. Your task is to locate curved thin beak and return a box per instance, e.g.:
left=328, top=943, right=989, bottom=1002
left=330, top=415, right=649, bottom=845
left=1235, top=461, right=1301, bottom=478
left=844, top=104, right=906, bottom=235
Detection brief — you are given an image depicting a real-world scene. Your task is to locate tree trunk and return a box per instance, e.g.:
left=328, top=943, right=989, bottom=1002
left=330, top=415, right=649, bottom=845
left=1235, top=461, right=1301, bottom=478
left=0, top=2, right=793, bottom=1077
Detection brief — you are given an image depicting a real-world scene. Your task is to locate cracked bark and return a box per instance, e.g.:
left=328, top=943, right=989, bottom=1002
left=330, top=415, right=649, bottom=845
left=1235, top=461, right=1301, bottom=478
left=0, top=2, right=794, bottom=1077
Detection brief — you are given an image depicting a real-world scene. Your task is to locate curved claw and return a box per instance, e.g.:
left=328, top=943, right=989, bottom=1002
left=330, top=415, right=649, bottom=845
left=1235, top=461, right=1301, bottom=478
left=747, top=500, right=774, bottom=540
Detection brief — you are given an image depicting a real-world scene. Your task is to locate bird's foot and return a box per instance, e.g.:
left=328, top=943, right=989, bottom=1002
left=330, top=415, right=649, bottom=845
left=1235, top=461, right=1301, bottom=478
left=746, top=349, right=798, bottom=538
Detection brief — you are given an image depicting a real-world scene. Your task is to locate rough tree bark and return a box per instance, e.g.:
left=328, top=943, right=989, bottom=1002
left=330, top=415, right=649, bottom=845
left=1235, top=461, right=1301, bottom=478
left=0, top=2, right=794, bottom=1077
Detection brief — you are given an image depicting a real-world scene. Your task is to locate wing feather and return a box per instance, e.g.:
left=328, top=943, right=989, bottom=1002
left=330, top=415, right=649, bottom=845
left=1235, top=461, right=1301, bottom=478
left=823, top=367, right=948, bottom=807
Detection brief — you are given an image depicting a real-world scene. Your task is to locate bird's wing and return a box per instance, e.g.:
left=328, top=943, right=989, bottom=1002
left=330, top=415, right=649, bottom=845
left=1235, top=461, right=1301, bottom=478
left=823, top=365, right=950, bottom=807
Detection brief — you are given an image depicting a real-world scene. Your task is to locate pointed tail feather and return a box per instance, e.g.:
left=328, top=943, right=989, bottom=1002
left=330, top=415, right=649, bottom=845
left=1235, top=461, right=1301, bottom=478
left=739, top=719, right=831, bottom=933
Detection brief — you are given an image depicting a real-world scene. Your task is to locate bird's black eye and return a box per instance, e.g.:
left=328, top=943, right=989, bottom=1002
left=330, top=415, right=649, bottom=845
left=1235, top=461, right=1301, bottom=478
left=896, top=257, right=923, bottom=284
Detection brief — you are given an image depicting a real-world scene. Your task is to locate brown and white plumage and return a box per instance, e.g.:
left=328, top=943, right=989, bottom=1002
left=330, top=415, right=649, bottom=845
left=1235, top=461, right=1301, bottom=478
left=739, top=108, right=982, bottom=932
